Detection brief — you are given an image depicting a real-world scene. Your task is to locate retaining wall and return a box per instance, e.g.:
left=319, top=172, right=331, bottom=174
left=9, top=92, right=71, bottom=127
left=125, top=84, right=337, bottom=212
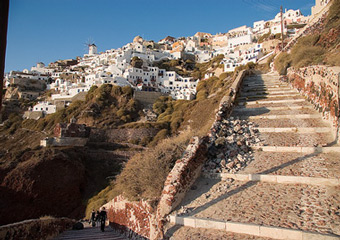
left=0, top=217, right=75, bottom=240
left=287, top=65, right=340, bottom=139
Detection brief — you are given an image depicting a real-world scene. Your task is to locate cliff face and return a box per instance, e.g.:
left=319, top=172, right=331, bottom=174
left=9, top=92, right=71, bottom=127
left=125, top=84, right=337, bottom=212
left=0, top=148, right=87, bottom=225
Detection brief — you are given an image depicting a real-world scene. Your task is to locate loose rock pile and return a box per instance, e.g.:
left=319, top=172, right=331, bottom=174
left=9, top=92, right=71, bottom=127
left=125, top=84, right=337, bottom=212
left=204, top=116, right=263, bottom=173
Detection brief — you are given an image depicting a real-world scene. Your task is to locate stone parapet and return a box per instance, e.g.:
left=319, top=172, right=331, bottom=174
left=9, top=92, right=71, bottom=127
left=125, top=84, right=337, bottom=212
left=286, top=65, right=340, bottom=140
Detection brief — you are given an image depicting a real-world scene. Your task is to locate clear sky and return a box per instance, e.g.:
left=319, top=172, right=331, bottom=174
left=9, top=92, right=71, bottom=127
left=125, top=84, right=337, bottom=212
left=5, top=0, right=315, bottom=72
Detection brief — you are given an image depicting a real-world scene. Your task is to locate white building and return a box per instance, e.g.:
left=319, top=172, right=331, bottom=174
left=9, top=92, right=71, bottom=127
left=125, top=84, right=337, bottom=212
left=253, top=20, right=266, bottom=33
left=32, top=102, right=57, bottom=115
left=312, top=0, right=330, bottom=16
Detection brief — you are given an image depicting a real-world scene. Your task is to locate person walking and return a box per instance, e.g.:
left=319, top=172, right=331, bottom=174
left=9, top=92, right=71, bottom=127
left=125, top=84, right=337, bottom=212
left=96, top=210, right=101, bottom=226
left=90, top=209, right=96, bottom=227
left=99, top=207, right=107, bottom=232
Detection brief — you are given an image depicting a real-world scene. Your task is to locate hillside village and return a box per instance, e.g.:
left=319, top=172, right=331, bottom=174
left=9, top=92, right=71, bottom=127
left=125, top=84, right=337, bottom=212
left=3, top=5, right=319, bottom=118
left=1, top=0, right=340, bottom=239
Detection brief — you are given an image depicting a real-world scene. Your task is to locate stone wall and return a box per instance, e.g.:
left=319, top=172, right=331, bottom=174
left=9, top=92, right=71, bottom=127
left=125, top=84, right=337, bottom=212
left=102, top=195, right=154, bottom=239
left=0, top=217, right=75, bottom=240
left=287, top=66, right=340, bottom=138
left=104, top=70, right=248, bottom=239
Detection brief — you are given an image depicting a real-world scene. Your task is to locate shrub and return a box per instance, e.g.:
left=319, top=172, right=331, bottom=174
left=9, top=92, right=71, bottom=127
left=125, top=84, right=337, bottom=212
left=111, top=130, right=193, bottom=201
left=274, top=52, right=291, bottom=75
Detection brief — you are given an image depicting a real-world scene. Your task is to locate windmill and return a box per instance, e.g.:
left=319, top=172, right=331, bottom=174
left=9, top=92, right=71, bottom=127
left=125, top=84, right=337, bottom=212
left=84, top=38, right=97, bottom=56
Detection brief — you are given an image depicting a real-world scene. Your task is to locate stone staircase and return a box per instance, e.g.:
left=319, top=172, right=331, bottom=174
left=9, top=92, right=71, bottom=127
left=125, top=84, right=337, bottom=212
left=166, top=73, right=340, bottom=240
left=54, top=225, right=127, bottom=240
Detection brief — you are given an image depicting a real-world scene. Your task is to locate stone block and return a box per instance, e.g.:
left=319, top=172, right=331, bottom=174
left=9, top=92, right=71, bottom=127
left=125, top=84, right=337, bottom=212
left=259, top=226, right=303, bottom=240
left=302, top=232, right=340, bottom=240
left=276, top=146, right=301, bottom=152
left=261, top=146, right=276, bottom=152
left=310, top=178, right=340, bottom=186
left=322, top=147, right=340, bottom=153
left=259, top=174, right=277, bottom=183
left=169, top=215, right=176, bottom=224
left=276, top=176, right=305, bottom=184
left=235, top=174, right=250, bottom=181
left=301, top=147, right=316, bottom=153
left=249, top=174, right=260, bottom=181
left=177, top=217, right=195, bottom=228
left=280, top=228, right=304, bottom=240
left=226, top=222, right=260, bottom=236
left=195, top=218, right=226, bottom=230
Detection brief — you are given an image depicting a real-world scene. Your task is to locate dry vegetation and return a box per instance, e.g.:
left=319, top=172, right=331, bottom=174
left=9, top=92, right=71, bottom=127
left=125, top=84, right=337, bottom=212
left=85, top=56, right=237, bottom=216
left=274, top=0, right=340, bottom=74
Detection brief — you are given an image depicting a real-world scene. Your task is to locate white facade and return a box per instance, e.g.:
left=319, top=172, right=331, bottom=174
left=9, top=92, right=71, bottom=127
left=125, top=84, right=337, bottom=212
left=228, top=34, right=253, bottom=48
left=253, top=20, right=266, bottom=33
left=33, top=102, right=57, bottom=114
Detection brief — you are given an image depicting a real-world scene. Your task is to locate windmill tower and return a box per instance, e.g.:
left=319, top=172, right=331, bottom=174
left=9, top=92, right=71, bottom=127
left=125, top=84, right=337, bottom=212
left=85, top=39, right=97, bottom=56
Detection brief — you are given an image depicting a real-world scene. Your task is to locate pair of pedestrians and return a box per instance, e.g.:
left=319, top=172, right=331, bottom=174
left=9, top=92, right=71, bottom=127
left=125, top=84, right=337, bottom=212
left=90, top=207, right=107, bottom=232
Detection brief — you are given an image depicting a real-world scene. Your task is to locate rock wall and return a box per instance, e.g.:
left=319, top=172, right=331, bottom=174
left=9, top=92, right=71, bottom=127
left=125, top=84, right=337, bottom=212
left=104, top=70, right=248, bottom=239
left=287, top=65, right=340, bottom=138
left=102, top=195, right=154, bottom=239
left=0, top=217, right=75, bottom=240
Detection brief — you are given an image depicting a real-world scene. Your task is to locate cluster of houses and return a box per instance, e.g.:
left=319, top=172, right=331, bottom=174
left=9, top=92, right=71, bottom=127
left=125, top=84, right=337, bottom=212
left=4, top=0, right=328, bottom=119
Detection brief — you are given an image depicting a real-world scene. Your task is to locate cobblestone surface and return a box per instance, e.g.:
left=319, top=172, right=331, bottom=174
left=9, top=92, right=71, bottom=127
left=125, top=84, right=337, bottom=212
left=238, top=102, right=311, bottom=109
left=240, top=152, right=340, bottom=178
left=241, top=95, right=304, bottom=102
left=170, top=73, right=340, bottom=239
left=165, top=224, right=272, bottom=240
left=250, top=118, right=330, bottom=128
left=233, top=107, right=317, bottom=117
left=259, top=132, right=333, bottom=147
left=176, top=179, right=340, bottom=235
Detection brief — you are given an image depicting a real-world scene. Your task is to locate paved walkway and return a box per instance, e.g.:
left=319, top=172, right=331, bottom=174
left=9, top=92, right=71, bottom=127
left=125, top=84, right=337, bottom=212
left=167, top=73, right=340, bottom=240
left=54, top=225, right=127, bottom=240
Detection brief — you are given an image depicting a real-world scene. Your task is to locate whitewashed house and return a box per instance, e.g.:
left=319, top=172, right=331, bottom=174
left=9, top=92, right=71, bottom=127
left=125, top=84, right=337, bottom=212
left=32, top=102, right=57, bottom=115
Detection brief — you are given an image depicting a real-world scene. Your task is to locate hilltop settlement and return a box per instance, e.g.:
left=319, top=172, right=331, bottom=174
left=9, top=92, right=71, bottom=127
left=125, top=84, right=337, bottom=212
left=4, top=4, right=322, bottom=117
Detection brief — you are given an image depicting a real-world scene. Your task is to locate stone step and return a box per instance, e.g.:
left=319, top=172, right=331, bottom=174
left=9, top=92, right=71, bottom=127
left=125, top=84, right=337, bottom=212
left=240, top=90, right=297, bottom=96
left=241, top=151, right=340, bottom=179
left=169, top=216, right=340, bottom=240
left=242, top=87, right=292, bottom=92
left=242, top=81, right=283, bottom=86
left=233, top=106, right=314, bottom=112
left=252, top=146, right=340, bottom=153
left=54, top=226, right=127, bottom=240
left=202, top=172, right=340, bottom=186
left=238, top=93, right=300, bottom=100
left=255, top=127, right=331, bottom=133
left=246, top=114, right=321, bottom=120
left=238, top=99, right=305, bottom=106
left=243, top=83, right=289, bottom=88
left=173, top=179, right=340, bottom=237
left=164, top=224, right=269, bottom=240
left=258, top=132, right=333, bottom=148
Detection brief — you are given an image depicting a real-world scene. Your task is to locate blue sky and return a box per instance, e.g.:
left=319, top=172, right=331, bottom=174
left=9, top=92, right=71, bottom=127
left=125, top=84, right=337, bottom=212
left=5, top=0, right=315, bottom=72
